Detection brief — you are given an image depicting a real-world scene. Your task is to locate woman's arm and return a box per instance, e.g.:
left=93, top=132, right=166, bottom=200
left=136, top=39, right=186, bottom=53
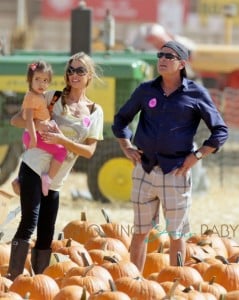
left=41, top=126, right=98, bottom=159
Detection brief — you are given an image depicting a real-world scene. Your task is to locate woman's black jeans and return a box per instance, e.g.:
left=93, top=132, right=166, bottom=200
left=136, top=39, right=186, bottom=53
left=14, top=162, right=59, bottom=249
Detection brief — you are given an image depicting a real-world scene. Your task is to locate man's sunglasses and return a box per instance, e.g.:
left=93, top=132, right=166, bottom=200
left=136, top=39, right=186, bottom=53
left=67, top=66, right=88, bottom=76
left=157, top=52, right=180, bottom=60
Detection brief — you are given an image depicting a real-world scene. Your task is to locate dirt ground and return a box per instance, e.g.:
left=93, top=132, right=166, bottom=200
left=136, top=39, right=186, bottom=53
left=1, top=165, right=239, bottom=244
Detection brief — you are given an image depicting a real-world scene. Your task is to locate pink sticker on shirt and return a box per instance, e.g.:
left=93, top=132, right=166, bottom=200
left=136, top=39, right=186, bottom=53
left=83, top=116, right=91, bottom=127
left=148, top=98, right=157, bottom=108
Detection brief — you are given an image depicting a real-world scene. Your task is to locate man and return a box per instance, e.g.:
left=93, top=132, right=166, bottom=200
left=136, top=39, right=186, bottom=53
left=111, top=41, right=228, bottom=271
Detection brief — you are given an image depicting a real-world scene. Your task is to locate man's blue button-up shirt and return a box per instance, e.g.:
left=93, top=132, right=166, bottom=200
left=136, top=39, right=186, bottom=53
left=112, top=76, right=228, bottom=174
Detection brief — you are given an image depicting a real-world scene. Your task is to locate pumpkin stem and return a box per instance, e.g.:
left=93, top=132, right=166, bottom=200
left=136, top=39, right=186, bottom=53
left=157, top=242, right=164, bottom=253
left=197, top=240, right=212, bottom=247
left=109, top=279, right=117, bottom=291
left=57, top=232, right=64, bottom=240
left=66, top=238, right=72, bottom=247
left=190, top=255, right=203, bottom=263
left=81, top=211, right=87, bottom=221
left=162, top=278, right=180, bottom=298
left=103, top=255, right=119, bottom=263
left=203, top=229, right=214, bottom=236
left=177, top=251, right=183, bottom=266
left=183, top=286, right=194, bottom=293
left=209, top=275, right=216, bottom=285
left=80, top=252, right=91, bottom=266
left=23, top=292, right=31, bottom=299
left=215, top=255, right=230, bottom=264
left=83, top=264, right=95, bottom=276
left=101, top=208, right=111, bottom=223
left=80, top=287, right=87, bottom=300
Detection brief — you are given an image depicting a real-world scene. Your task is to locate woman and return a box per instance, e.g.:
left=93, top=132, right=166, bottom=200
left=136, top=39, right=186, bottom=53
left=7, top=52, right=104, bottom=280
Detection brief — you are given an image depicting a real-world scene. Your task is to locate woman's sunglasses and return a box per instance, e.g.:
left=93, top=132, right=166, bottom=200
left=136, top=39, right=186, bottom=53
left=67, top=66, right=88, bottom=76
left=157, top=52, right=180, bottom=60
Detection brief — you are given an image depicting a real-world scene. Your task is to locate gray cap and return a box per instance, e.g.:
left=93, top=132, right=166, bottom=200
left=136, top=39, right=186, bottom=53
left=162, top=41, right=189, bottom=60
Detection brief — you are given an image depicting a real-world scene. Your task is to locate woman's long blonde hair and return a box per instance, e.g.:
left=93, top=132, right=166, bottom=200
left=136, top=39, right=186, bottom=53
left=61, top=52, right=101, bottom=108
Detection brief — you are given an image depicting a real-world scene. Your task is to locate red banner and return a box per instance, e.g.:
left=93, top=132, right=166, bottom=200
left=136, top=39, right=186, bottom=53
left=41, top=0, right=158, bottom=22
left=41, top=0, right=78, bottom=19
left=87, top=0, right=158, bottom=22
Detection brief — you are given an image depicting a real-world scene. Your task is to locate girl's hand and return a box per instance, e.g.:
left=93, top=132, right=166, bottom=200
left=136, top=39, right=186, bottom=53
left=41, top=126, right=64, bottom=144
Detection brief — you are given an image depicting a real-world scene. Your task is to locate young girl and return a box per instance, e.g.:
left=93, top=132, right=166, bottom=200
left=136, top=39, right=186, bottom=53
left=12, top=60, right=67, bottom=196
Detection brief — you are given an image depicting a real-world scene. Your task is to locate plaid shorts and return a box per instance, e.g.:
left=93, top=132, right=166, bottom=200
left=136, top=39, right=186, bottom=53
left=131, top=163, right=192, bottom=239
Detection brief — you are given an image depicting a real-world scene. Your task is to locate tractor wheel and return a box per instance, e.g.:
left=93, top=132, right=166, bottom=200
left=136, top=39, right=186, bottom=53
left=87, top=139, right=134, bottom=203
left=0, top=142, right=23, bottom=185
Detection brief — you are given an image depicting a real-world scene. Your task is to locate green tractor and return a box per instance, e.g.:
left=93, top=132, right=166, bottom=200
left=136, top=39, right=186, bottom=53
left=0, top=50, right=152, bottom=203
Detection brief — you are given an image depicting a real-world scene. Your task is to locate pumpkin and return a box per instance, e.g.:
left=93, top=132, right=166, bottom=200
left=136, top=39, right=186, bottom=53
left=64, top=264, right=113, bottom=286
left=53, top=285, right=89, bottom=300
left=146, top=227, right=170, bottom=253
left=203, top=256, right=239, bottom=291
left=0, top=290, right=23, bottom=300
left=43, top=260, right=78, bottom=280
left=192, top=276, right=227, bottom=299
left=51, top=233, right=82, bottom=253
left=9, top=274, right=59, bottom=300
left=143, top=245, right=170, bottom=278
left=219, top=290, right=239, bottom=300
left=55, top=239, right=93, bottom=266
left=156, top=252, right=203, bottom=287
left=0, top=275, right=12, bottom=291
left=85, top=236, right=129, bottom=260
left=88, top=248, right=123, bottom=265
left=88, top=279, right=131, bottom=300
left=115, top=276, right=166, bottom=299
left=61, top=275, right=109, bottom=294
left=63, top=212, right=101, bottom=244
left=160, top=279, right=185, bottom=299
left=100, top=208, right=131, bottom=250
left=89, top=289, right=131, bottom=300
left=101, top=256, right=140, bottom=281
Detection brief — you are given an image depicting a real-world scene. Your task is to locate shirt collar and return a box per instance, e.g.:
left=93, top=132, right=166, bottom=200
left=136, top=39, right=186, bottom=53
left=152, top=76, right=188, bottom=90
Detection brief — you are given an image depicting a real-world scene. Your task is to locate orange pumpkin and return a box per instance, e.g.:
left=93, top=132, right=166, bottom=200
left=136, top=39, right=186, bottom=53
left=203, top=257, right=239, bottom=291
left=62, top=212, right=101, bottom=244
left=43, top=260, right=79, bottom=280
left=157, top=264, right=203, bottom=287
left=101, top=256, right=140, bottom=281
left=219, top=290, right=239, bottom=300
left=88, top=248, right=123, bottom=265
left=143, top=249, right=170, bottom=278
left=0, top=290, right=23, bottom=300
left=156, top=252, right=203, bottom=287
left=85, top=236, right=129, bottom=260
left=9, top=274, right=59, bottom=300
left=0, top=275, right=12, bottom=291
left=65, top=264, right=113, bottom=286
left=55, top=239, right=93, bottom=266
left=53, top=285, right=90, bottom=300
left=100, top=208, right=131, bottom=250
left=146, top=228, right=170, bottom=253
left=61, top=275, right=109, bottom=294
left=115, top=276, right=166, bottom=299
left=89, top=289, right=131, bottom=300
left=192, top=276, right=227, bottom=299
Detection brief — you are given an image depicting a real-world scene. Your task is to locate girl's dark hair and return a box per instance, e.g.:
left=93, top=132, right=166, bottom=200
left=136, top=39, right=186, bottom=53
left=27, top=60, right=53, bottom=89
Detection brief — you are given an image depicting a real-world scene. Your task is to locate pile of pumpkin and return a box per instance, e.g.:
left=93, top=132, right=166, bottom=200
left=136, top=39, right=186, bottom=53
left=1, top=209, right=239, bottom=299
